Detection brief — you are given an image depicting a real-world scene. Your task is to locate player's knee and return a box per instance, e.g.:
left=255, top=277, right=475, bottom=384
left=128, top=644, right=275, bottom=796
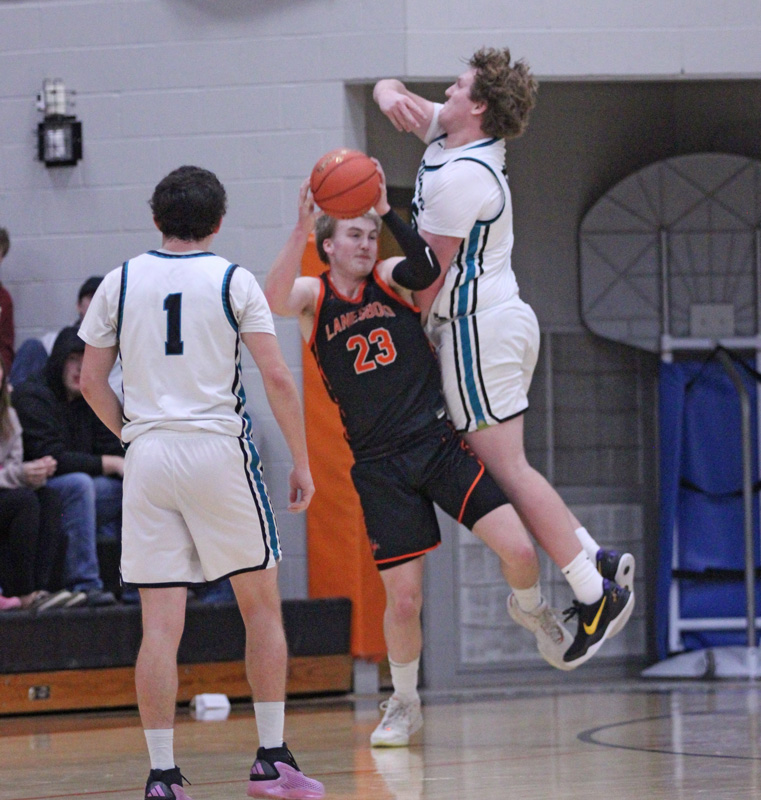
left=509, top=538, right=539, bottom=573
left=494, top=456, right=533, bottom=489
left=388, top=588, right=423, bottom=622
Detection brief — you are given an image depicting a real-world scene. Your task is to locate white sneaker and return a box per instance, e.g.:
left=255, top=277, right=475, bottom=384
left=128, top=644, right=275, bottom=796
left=507, top=594, right=575, bottom=671
left=370, top=695, right=423, bottom=747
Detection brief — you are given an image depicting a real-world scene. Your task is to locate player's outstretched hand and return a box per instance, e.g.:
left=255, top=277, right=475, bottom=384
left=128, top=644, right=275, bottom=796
left=377, top=89, right=426, bottom=133
left=297, top=178, right=317, bottom=233
left=288, top=464, right=315, bottom=512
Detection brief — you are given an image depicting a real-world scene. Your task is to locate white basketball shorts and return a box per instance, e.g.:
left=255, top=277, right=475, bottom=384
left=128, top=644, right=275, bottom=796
left=427, top=298, right=540, bottom=433
left=121, top=430, right=280, bottom=586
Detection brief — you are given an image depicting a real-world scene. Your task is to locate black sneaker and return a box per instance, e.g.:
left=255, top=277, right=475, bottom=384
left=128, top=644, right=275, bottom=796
left=595, top=548, right=636, bottom=592
left=562, top=579, right=634, bottom=668
left=145, top=766, right=192, bottom=799
left=82, top=588, right=117, bottom=607
left=248, top=742, right=324, bottom=799
left=25, top=589, right=73, bottom=612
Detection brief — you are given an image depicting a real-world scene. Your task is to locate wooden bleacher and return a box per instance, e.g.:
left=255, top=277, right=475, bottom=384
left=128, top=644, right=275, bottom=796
left=0, top=597, right=352, bottom=716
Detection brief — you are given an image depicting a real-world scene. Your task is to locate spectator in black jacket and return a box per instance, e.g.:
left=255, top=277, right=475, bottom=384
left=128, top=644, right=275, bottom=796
left=14, top=327, right=120, bottom=606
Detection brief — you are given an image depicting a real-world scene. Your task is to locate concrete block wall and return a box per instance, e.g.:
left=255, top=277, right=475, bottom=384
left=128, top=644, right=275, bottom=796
left=0, top=0, right=407, bottom=598
left=1, top=0, right=759, bottom=605
left=404, top=1, right=761, bottom=78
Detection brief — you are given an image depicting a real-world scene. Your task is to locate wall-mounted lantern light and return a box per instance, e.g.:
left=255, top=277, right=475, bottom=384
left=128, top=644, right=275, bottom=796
left=36, top=79, right=82, bottom=167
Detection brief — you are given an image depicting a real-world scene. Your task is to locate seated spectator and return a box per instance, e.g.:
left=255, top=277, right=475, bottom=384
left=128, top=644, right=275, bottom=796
left=0, top=227, right=16, bottom=372
left=13, top=327, right=121, bottom=606
left=0, top=589, right=21, bottom=610
left=10, top=276, right=118, bottom=391
left=0, top=356, right=71, bottom=611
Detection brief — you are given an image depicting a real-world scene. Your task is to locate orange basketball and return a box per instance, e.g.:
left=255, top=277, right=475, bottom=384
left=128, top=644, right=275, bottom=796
left=310, top=148, right=381, bottom=219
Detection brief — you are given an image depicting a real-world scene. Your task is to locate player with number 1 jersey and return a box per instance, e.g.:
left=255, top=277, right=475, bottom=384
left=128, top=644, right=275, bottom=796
left=81, top=250, right=274, bottom=444
left=78, top=165, right=323, bottom=800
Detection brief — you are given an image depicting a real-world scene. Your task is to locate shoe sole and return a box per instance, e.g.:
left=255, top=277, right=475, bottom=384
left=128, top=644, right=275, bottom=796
left=36, top=590, right=74, bottom=611
left=63, top=592, right=87, bottom=608
left=537, top=637, right=576, bottom=671
left=247, top=763, right=325, bottom=799
left=562, top=591, right=635, bottom=669
left=614, top=553, right=636, bottom=593
left=607, top=590, right=635, bottom=639
left=247, top=784, right=324, bottom=800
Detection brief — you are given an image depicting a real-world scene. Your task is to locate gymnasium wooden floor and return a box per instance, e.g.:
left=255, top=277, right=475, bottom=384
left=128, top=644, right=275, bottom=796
left=4, top=676, right=761, bottom=800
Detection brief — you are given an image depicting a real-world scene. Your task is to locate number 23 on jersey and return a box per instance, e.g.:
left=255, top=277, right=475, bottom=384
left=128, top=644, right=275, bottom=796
left=346, top=327, right=397, bottom=374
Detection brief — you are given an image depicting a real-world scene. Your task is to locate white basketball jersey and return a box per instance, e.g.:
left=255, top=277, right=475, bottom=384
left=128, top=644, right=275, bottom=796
left=79, top=249, right=275, bottom=443
left=414, top=104, right=520, bottom=324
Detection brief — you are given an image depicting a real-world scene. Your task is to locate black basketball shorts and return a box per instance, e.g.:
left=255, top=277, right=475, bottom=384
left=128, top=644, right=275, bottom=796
left=350, top=422, right=508, bottom=571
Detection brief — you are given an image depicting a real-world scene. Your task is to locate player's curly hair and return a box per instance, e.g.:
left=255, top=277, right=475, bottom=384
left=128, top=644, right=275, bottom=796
left=469, top=47, right=538, bottom=140
left=150, top=165, right=227, bottom=241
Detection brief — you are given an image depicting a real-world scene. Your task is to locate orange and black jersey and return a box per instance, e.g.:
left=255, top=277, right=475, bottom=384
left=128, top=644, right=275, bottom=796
left=309, top=267, right=446, bottom=460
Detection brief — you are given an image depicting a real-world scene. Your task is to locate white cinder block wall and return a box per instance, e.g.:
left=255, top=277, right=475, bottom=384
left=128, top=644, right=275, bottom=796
left=0, top=1, right=759, bottom=601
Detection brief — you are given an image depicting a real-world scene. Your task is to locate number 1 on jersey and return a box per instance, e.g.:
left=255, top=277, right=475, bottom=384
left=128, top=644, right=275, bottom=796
left=164, top=293, right=184, bottom=355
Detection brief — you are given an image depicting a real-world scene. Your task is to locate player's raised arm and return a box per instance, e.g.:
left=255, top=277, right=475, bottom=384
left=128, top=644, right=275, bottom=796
left=373, top=79, right=434, bottom=139
left=264, top=178, right=320, bottom=323
left=371, top=161, right=441, bottom=299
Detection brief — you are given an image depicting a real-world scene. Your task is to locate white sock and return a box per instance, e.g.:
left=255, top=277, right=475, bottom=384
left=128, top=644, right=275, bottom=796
left=254, top=701, right=285, bottom=750
left=144, top=728, right=174, bottom=771
left=389, top=657, right=420, bottom=702
left=575, top=526, right=600, bottom=561
left=562, top=550, right=604, bottom=605
left=512, top=581, right=542, bottom=613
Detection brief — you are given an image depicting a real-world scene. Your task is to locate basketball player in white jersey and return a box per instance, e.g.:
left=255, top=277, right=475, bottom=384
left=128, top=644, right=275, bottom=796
left=374, top=48, right=635, bottom=667
left=78, top=166, right=324, bottom=800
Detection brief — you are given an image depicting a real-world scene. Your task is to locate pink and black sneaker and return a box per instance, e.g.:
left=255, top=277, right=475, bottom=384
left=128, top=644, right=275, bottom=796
left=144, top=766, right=192, bottom=800
left=247, top=743, right=324, bottom=799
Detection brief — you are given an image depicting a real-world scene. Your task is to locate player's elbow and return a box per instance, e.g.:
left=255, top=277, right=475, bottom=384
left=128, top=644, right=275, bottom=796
left=79, top=368, right=96, bottom=403
left=391, top=248, right=441, bottom=291
left=263, top=286, right=291, bottom=318
left=262, top=361, right=297, bottom=398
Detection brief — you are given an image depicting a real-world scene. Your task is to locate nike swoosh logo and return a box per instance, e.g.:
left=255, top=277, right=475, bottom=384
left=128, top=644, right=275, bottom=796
left=584, top=596, right=607, bottom=635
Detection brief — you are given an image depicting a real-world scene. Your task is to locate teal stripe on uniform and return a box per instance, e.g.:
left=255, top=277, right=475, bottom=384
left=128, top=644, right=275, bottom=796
left=116, top=261, right=129, bottom=339
left=454, top=227, right=486, bottom=426
left=233, top=349, right=253, bottom=440
left=456, top=226, right=481, bottom=317
left=221, top=264, right=239, bottom=332
left=245, top=438, right=280, bottom=560
left=456, top=316, right=486, bottom=428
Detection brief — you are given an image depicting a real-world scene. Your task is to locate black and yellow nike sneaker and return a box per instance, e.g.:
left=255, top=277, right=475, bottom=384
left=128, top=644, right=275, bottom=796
left=561, top=579, right=634, bottom=668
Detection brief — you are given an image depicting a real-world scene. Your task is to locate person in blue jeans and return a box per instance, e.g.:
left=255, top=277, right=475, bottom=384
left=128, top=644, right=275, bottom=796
left=13, top=326, right=120, bottom=606
left=10, top=275, right=104, bottom=390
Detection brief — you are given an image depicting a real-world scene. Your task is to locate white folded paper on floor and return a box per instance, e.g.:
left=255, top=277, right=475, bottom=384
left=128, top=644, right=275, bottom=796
left=190, top=693, right=231, bottom=721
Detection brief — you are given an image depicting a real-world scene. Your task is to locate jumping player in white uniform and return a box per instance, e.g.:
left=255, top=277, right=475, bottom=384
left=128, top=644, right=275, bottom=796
left=78, top=166, right=324, bottom=800
left=374, top=47, right=635, bottom=667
